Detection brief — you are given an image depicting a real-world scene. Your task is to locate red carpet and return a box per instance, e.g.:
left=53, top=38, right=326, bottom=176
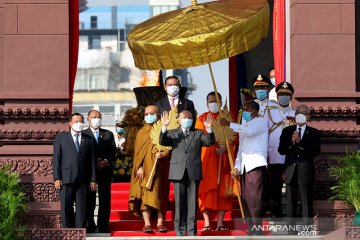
left=110, top=182, right=270, bottom=237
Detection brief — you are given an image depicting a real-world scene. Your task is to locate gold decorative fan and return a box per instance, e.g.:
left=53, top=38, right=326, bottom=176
left=213, top=102, right=237, bottom=144
left=150, top=108, right=180, bottom=151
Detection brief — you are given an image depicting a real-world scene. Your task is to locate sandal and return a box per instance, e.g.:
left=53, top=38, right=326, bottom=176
left=143, top=225, right=153, bottom=233
left=202, top=226, right=211, bottom=231
left=216, top=225, right=229, bottom=231
left=157, top=224, right=168, bottom=233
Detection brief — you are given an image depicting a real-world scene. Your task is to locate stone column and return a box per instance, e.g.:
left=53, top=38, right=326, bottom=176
left=0, top=0, right=84, bottom=238
left=290, top=0, right=357, bottom=234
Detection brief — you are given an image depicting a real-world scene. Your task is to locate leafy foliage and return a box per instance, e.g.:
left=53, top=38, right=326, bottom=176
left=0, top=166, right=29, bottom=240
left=329, top=151, right=360, bottom=211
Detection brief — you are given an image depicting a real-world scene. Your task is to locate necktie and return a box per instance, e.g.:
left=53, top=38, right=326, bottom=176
left=170, top=97, right=175, bottom=110
left=94, top=130, right=99, bottom=143
left=298, top=127, right=302, bottom=140
left=74, top=134, right=80, bottom=152
left=184, top=130, right=189, bottom=144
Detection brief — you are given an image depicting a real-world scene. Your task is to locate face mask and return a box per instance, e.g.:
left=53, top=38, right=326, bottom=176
left=296, top=114, right=307, bottom=124
left=72, top=122, right=84, bottom=132
left=144, top=114, right=157, bottom=124
left=116, top=127, right=125, bottom=134
left=208, top=102, right=219, bottom=113
left=90, top=118, right=101, bottom=129
left=242, top=111, right=253, bottom=122
left=278, top=95, right=291, bottom=106
left=255, top=89, right=268, bottom=101
left=270, top=77, right=276, bottom=86
left=181, top=118, right=193, bottom=129
left=166, top=85, right=179, bottom=97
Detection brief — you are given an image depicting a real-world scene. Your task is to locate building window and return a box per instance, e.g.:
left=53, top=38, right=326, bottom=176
left=120, top=105, right=133, bottom=116
left=89, top=35, right=101, bottom=49
left=90, top=16, right=97, bottom=29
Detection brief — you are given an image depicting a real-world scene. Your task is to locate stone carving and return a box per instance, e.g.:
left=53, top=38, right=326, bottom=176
left=0, top=158, right=53, bottom=177
left=309, top=106, right=360, bottom=117
left=320, top=129, right=360, bottom=138
left=0, top=130, right=63, bottom=140
left=0, top=107, right=69, bottom=118
left=22, top=183, right=59, bottom=202
left=346, top=227, right=360, bottom=239
left=23, top=214, right=62, bottom=229
left=26, top=229, right=85, bottom=240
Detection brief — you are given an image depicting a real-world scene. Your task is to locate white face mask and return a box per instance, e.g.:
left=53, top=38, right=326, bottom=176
left=72, top=122, right=84, bottom=132
left=166, top=85, right=180, bottom=97
left=295, top=114, right=307, bottom=124
left=208, top=102, right=219, bottom=113
left=270, top=77, right=276, bottom=86
left=90, top=118, right=102, bottom=129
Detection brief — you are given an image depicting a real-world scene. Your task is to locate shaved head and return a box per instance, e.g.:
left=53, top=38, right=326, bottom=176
left=145, top=105, right=159, bottom=115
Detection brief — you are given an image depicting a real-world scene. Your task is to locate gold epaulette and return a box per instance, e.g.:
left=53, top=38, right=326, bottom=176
left=266, top=105, right=278, bottom=110
left=270, top=99, right=278, bottom=104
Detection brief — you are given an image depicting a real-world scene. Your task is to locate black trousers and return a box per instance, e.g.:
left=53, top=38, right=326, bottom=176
left=172, top=170, right=199, bottom=236
left=60, top=180, right=87, bottom=228
left=286, top=164, right=313, bottom=225
left=86, top=168, right=112, bottom=232
left=268, top=164, right=284, bottom=217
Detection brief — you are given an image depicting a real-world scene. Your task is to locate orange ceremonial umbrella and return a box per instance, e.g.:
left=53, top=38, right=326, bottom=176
left=128, top=0, right=270, bottom=220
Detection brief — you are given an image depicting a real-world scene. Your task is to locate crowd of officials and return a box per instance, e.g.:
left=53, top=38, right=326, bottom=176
left=52, top=72, right=320, bottom=236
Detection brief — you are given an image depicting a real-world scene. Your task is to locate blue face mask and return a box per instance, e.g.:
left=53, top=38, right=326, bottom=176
left=181, top=118, right=193, bottom=129
left=278, top=95, right=291, bottom=106
left=144, top=114, right=157, bottom=124
left=255, top=89, right=268, bottom=101
left=116, top=127, right=125, bottom=134
left=242, top=111, right=253, bottom=122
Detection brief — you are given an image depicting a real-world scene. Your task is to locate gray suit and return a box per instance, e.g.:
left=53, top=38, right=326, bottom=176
left=160, top=128, right=215, bottom=236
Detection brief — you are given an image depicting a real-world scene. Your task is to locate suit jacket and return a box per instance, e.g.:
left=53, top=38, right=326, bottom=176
left=278, top=125, right=320, bottom=185
left=82, top=127, right=116, bottom=167
left=230, top=117, right=268, bottom=174
left=156, top=96, right=196, bottom=120
left=53, top=131, right=97, bottom=185
left=159, top=128, right=215, bottom=181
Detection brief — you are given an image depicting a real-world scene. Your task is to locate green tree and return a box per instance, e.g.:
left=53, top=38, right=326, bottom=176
left=329, top=151, right=360, bottom=211
left=0, top=166, right=29, bottom=240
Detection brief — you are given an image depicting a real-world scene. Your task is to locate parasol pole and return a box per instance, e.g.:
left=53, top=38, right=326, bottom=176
left=208, top=63, right=245, bottom=220
left=146, top=153, right=160, bottom=189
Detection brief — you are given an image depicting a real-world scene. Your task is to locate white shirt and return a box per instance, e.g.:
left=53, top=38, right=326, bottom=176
left=71, top=129, right=82, bottom=145
left=296, top=124, right=307, bottom=139
left=269, top=88, right=277, bottom=101
left=268, top=105, right=296, bottom=164
left=167, top=95, right=179, bottom=107
left=230, top=117, right=268, bottom=174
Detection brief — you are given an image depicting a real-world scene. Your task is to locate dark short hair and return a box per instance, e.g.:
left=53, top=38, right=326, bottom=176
left=243, top=100, right=260, bottom=112
left=87, top=109, right=101, bottom=117
left=206, top=91, right=222, bottom=102
left=70, top=112, right=84, bottom=121
left=164, top=75, right=180, bottom=85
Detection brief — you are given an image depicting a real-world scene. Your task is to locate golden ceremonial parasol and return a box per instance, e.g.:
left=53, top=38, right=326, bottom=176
left=128, top=0, right=270, bottom=219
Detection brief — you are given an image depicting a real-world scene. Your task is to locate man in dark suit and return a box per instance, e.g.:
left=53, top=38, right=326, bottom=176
left=83, top=110, right=116, bottom=233
left=156, top=75, right=196, bottom=124
left=53, top=113, right=97, bottom=228
left=278, top=104, right=320, bottom=230
left=159, top=110, right=215, bottom=236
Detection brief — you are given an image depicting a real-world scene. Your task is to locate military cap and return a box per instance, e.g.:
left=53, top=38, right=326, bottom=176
left=275, top=82, right=294, bottom=94
left=253, top=74, right=271, bottom=87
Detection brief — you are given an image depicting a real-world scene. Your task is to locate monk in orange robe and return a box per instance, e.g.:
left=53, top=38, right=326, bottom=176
left=128, top=105, right=170, bottom=233
left=196, top=92, right=236, bottom=231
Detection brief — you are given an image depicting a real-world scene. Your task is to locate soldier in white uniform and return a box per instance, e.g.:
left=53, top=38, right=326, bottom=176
left=220, top=100, right=268, bottom=235
left=253, top=74, right=277, bottom=122
left=267, top=82, right=296, bottom=217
